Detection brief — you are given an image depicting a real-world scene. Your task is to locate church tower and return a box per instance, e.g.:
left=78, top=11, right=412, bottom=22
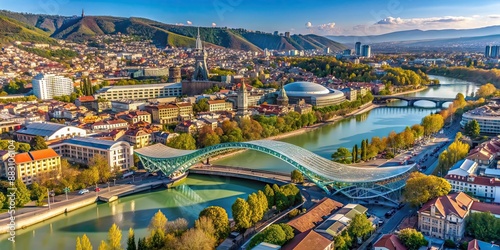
left=237, top=82, right=249, bottom=116
left=277, top=83, right=289, bottom=106
left=192, top=27, right=209, bottom=81
left=81, top=9, right=85, bottom=18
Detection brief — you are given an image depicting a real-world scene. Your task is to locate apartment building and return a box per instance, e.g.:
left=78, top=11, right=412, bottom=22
left=94, top=83, right=182, bottom=101
left=207, top=100, right=233, bottom=112
left=32, top=73, right=74, bottom=100
left=145, top=102, right=193, bottom=124
left=9, top=148, right=61, bottom=185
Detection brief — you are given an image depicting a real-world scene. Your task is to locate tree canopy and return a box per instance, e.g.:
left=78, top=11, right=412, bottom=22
left=398, top=228, right=428, bottom=250
left=403, top=172, right=451, bottom=207
left=167, top=133, right=196, bottom=150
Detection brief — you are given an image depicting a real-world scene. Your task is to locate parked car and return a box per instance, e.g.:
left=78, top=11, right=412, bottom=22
left=397, top=203, right=405, bottom=209
left=78, top=189, right=89, bottom=195
left=94, top=187, right=101, bottom=192
left=385, top=209, right=396, bottom=218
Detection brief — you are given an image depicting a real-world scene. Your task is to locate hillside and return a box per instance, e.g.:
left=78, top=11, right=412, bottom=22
left=0, top=15, right=57, bottom=45
left=0, top=10, right=346, bottom=52
left=328, top=25, right=500, bottom=44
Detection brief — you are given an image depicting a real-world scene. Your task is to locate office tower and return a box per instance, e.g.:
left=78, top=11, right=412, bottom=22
left=355, top=42, right=362, bottom=56
left=284, top=32, right=290, bottom=38
left=485, top=45, right=491, bottom=58
left=361, top=45, right=371, bottom=58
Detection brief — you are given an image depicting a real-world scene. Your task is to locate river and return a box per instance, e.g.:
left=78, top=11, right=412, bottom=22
left=0, top=75, right=478, bottom=250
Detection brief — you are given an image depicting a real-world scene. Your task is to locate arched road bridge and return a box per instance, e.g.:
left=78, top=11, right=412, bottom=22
left=135, top=140, right=416, bottom=203
left=374, top=95, right=456, bottom=108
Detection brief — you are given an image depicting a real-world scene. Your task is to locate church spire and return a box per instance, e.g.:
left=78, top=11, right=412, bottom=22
left=195, top=27, right=203, bottom=50
left=277, top=82, right=289, bottom=106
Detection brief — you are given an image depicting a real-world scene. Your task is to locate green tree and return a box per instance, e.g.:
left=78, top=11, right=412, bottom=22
left=290, top=170, right=304, bottom=183
left=199, top=206, right=230, bottom=241
left=193, top=98, right=209, bottom=113
left=403, top=172, right=451, bottom=207
left=332, top=147, right=352, bottom=164
left=274, top=191, right=290, bottom=211
left=464, top=120, right=480, bottom=138
left=89, top=154, right=111, bottom=183
left=466, top=212, right=500, bottom=242
left=352, top=144, right=359, bottom=163
left=30, top=182, right=47, bottom=206
left=0, top=192, right=5, bottom=209
left=197, top=126, right=220, bottom=148
left=149, top=210, right=167, bottom=233
left=14, top=179, right=31, bottom=207
left=137, top=238, right=147, bottom=250
left=334, top=231, right=352, bottom=250
left=232, top=198, right=252, bottom=230
left=127, top=228, right=136, bottom=250
left=421, top=114, right=444, bottom=136
left=167, top=133, right=196, bottom=150
left=257, top=190, right=268, bottom=215
left=398, top=228, right=428, bottom=250
left=247, top=224, right=294, bottom=249
left=108, top=223, right=122, bottom=250
left=263, top=184, right=275, bottom=208
left=30, top=135, right=48, bottom=150
left=247, top=193, right=264, bottom=225
left=348, top=214, right=373, bottom=241
left=18, top=143, right=31, bottom=152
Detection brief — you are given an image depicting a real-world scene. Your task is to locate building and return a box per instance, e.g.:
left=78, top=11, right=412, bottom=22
left=145, top=102, right=193, bottom=124
left=32, top=73, right=74, bottom=100
left=468, top=239, right=500, bottom=250
left=470, top=202, right=500, bottom=218
left=361, top=45, right=371, bottom=58
left=341, top=88, right=357, bottom=101
left=276, top=83, right=289, bottom=106
left=466, top=136, right=500, bottom=167
left=15, top=122, right=87, bottom=143
left=355, top=42, right=362, bottom=56
left=125, top=128, right=154, bottom=149
left=446, top=159, right=478, bottom=177
left=284, top=32, right=290, bottom=38
left=417, top=192, right=474, bottom=241
left=168, top=67, right=181, bottom=83
left=287, top=198, right=343, bottom=233
left=314, top=203, right=370, bottom=238
left=446, top=174, right=500, bottom=203
left=461, top=104, right=500, bottom=134
left=237, top=83, right=249, bottom=116
left=91, top=119, right=129, bottom=131
left=121, top=111, right=152, bottom=124
left=9, top=148, right=61, bottom=185
left=50, top=137, right=134, bottom=171
left=485, top=45, right=492, bottom=58
left=93, top=83, right=182, bottom=101
left=283, top=82, right=346, bottom=108
left=152, top=131, right=179, bottom=144
left=282, top=229, right=333, bottom=250
left=111, top=100, right=146, bottom=113
left=207, top=100, right=233, bottom=112
left=373, top=234, right=407, bottom=250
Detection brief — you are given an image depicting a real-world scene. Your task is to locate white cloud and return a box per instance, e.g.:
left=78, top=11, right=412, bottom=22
left=489, top=15, right=500, bottom=19
left=376, top=16, right=473, bottom=26
left=212, top=22, right=217, bottom=27
left=305, top=22, right=312, bottom=28
left=186, top=20, right=192, bottom=25
left=318, top=22, right=336, bottom=30
left=175, top=23, right=184, bottom=26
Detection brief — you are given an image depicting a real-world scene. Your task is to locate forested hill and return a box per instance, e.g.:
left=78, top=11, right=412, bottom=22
left=0, top=10, right=346, bottom=52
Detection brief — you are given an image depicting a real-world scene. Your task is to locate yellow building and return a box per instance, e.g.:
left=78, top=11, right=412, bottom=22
left=145, top=102, right=193, bottom=124
left=10, top=148, right=61, bottom=185
left=208, top=100, right=233, bottom=112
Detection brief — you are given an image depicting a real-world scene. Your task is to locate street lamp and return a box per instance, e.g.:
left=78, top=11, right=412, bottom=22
left=113, top=178, right=116, bottom=186
left=107, top=182, right=110, bottom=192
left=63, top=187, right=70, bottom=201
left=50, top=190, right=55, bottom=203
left=47, top=188, right=51, bottom=209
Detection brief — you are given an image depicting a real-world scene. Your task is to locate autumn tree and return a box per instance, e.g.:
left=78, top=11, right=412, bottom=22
left=30, top=135, right=48, bottom=150
left=197, top=126, right=220, bottom=148
left=348, top=214, right=373, bottom=241
left=30, top=182, right=47, bottom=206
left=199, top=206, right=230, bottom=241
left=107, top=223, right=122, bottom=250
left=89, top=154, right=111, bottom=183
left=437, top=139, right=470, bottom=176
left=248, top=193, right=264, bottom=225
left=127, top=228, right=136, bottom=250
left=398, top=228, right=428, bottom=250
left=476, top=83, right=497, bottom=98
left=421, top=114, right=444, bottom=136
left=263, top=184, right=275, bottom=208
left=291, top=170, right=304, bottom=183
left=403, top=172, right=451, bottom=207
left=334, top=231, right=353, bottom=250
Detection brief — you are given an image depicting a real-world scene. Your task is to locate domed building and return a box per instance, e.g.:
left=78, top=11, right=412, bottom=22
left=282, top=81, right=345, bottom=108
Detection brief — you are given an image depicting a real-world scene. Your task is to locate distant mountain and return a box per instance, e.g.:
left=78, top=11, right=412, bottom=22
left=374, top=34, right=500, bottom=52
left=0, top=10, right=346, bottom=52
left=328, top=26, right=500, bottom=44
left=0, top=14, right=57, bottom=45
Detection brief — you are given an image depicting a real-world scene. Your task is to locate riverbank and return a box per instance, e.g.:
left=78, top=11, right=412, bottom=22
left=388, top=86, right=428, bottom=96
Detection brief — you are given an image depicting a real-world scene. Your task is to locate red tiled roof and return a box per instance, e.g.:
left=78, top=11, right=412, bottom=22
left=471, top=201, right=500, bottom=216
left=282, top=229, right=332, bottom=250
left=287, top=198, right=343, bottom=233
left=207, top=100, right=226, bottom=104
left=78, top=96, right=95, bottom=102
left=373, top=234, right=407, bottom=250
left=14, top=148, right=59, bottom=164
left=419, top=192, right=474, bottom=219
left=14, top=153, right=33, bottom=164
left=446, top=175, right=500, bottom=187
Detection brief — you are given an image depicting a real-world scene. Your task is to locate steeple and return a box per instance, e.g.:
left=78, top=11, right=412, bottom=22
left=195, top=27, right=203, bottom=50
left=277, top=83, right=289, bottom=106
left=81, top=9, right=84, bottom=18
left=237, top=81, right=249, bottom=117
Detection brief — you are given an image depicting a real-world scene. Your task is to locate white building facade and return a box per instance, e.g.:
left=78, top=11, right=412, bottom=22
left=94, top=83, right=182, bottom=101
left=32, top=73, right=74, bottom=100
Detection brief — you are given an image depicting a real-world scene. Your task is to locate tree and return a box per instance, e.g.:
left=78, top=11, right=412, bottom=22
left=167, top=133, right=196, bottom=150
left=348, top=214, right=373, bottom=241
left=193, top=98, right=209, bottom=113
left=411, top=124, right=425, bottom=139
left=173, top=227, right=216, bottom=250
left=137, top=238, right=147, bottom=250
left=89, top=154, right=111, bottom=183
left=194, top=216, right=217, bottom=243
left=98, top=241, right=108, bottom=250
left=257, top=190, right=268, bottom=215
left=199, top=206, right=230, bottom=241
left=14, top=179, right=31, bottom=207
left=263, top=184, right=275, bottom=208
left=248, top=224, right=293, bottom=249
left=466, top=212, right=500, bottom=242
left=0, top=192, right=5, bottom=209
left=127, top=228, right=136, bottom=250
left=108, top=223, right=122, bottom=250
left=332, top=147, right=352, bottom=164
left=149, top=210, right=168, bottom=233
left=30, top=135, right=48, bottom=150
left=18, top=143, right=30, bottom=152
left=165, top=218, right=188, bottom=236
left=352, top=144, right=359, bottom=163
left=290, top=170, right=304, bottom=183
left=80, top=234, right=93, bottom=250
left=232, top=198, right=252, bottom=230
left=247, top=193, right=264, bottom=225
left=274, top=191, right=290, bottom=211
left=455, top=132, right=463, bottom=141
left=437, top=140, right=470, bottom=175
left=476, top=83, right=497, bottom=98
left=78, top=166, right=99, bottom=187
left=334, top=231, right=352, bottom=250
left=197, top=126, right=220, bottom=148
left=421, top=114, right=444, bottom=136
left=76, top=236, right=83, bottom=250
left=30, top=182, right=47, bottom=206
left=398, top=228, right=428, bottom=250
left=464, top=120, right=480, bottom=138
left=403, top=172, right=451, bottom=207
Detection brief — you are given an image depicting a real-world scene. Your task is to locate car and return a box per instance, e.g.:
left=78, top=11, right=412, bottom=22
left=78, top=189, right=89, bottom=195
left=385, top=209, right=396, bottom=218
left=397, top=203, right=405, bottom=209
left=94, top=187, right=101, bottom=192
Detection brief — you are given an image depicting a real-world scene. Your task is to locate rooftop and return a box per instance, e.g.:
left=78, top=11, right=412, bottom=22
left=282, top=229, right=332, bottom=250
left=419, top=192, right=474, bottom=219
left=468, top=239, right=500, bottom=250
left=373, top=234, right=407, bottom=250
left=15, top=148, right=60, bottom=164
left=54, top=136, right=127, bottom=150
left=287, top=197, right=343, bottom=233
left=16, top=122, right=81, bottom=137
left=448, top=159, right=478, bottom=177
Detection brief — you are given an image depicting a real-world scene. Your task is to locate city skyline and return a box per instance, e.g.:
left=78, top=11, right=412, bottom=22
left=3, top=0, right=500, bottom=36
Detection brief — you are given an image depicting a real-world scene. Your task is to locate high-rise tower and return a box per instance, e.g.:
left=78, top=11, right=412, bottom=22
left=192, top=27, right=209, bottom=81
left=355, top=42, right=361, bottom=56
left=81, top=9, right=85, bottom=18
left=237, top=82, right=249, bottom=116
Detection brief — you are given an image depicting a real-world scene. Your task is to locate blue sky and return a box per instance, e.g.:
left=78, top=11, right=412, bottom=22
left=3, top=0, right=500, bottom=35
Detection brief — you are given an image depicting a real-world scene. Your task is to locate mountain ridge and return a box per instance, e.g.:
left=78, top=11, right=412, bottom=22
left=0, top=10, right=346, bottom=52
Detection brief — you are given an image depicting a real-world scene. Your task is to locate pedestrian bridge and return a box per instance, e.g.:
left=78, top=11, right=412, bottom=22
left=135, top=140, right=416, bottom=201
